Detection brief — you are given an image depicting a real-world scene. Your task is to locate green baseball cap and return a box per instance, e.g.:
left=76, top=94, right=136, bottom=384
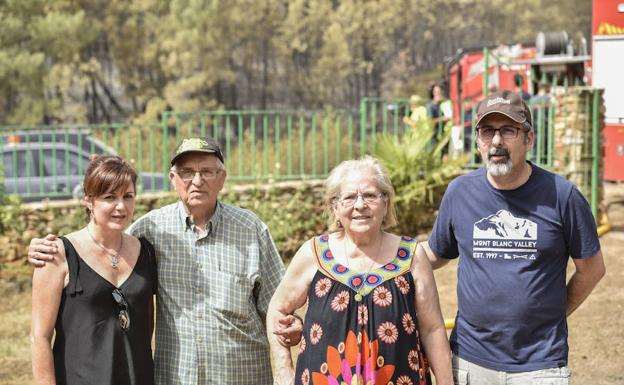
left=170, top=137, right=224, bottom=166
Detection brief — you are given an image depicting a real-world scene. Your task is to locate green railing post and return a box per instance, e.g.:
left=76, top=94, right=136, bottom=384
left=371, top=102, right=377, bottom=149
left=124, top=126, right=131, bottom=161
left=299, top=115, right=305, bottom=176
left=26, top=131, right=33, bottom=196
left=114, top=126, right=120, bottom=160
left=64, top=129, right=70, bottom=193
left=275, top=114, right=281, bottom=178
left=162, top=111, right=170, bottom=177
left=584, top=94, right=591, bottom=199
left=311, top=113, right=317, bottom=176
left=225, top=115, right=232, bottom=174
left=251, top=115, right=256, bottom=179
left=382, top=102, right=388, bottom=135
left=77, top=129, right=84, bottom=182
left=212, top=114, right=219, bottom=141
left=527, top=101, right=535, bottom=162
left=360, top=98, right=367, bottom=156
left=547, top=103, right=555, bottom=167
left=287, top=114, right=293, bottom=177
left=149, top=124, right=155, bottom=175
left=591, top=90, right=600, bottom=218
left=51, top=129, right=58, bottom=194
left=238, top=114, right=243, bottom=178
left=137, top=126, right=143, bottom=188
left=323, top=113, right=329, bottom=174
left=483, top=47, right=490, bottom=98
left=393, top=102, right=399, bottom=135
left=335, top=113, right=341, bottom=165
left=200, top=115, right=207, bottom=137
left=537, top=102, right=545, bottom=165
left=263, top=115, right=268, bottom=177
left=347, top=114, right=353, bottom=159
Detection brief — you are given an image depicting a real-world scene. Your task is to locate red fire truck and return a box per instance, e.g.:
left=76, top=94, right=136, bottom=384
left=445, top=0, right=624, bottom=181
left=592, top=0, right=624, bottom=181
left=446, top=33, right=589, bottom=122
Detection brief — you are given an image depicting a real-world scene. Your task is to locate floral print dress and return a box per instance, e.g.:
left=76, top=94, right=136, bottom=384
left=294, top=234, right=431, bottom=385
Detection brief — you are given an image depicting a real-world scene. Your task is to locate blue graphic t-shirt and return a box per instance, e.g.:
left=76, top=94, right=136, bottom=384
left=429, top=162, right=600, bottom=372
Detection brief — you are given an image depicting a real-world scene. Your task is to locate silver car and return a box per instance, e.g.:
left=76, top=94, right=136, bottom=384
left=1, top=130, right=167, bottom=202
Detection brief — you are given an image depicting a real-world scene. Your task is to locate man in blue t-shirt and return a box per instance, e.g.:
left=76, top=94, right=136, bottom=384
left=423, top=90, right=605, bottom=384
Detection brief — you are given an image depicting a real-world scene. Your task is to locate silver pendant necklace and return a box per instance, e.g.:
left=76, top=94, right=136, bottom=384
left=86, top=226, right=123, bottom=269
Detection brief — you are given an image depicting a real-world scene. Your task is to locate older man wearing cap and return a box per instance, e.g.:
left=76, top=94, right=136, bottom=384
left=421, top=90, right=605, bottom=384
left=28, top=137, right=301, bottom=384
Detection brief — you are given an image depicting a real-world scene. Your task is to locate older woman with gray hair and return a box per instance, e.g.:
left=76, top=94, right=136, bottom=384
left=267, top=156, right=452, bottom=385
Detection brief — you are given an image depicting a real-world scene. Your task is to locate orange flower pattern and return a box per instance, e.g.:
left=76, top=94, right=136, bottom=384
left=299, top=336, right=306, bottom=355
left=402, top=313, right=416, bottom=335
left=310, top=323, right=323, bottom=345
left=394, top=276, right=410, bottom=295
left=315, top=278, right=332, bottom=298
left=357, top=304, right=369, bottom=325
left=377, top=321, right=399, bottom=344
left=372, top=286, right=393, bottom=307
left=331, top=290, right=350, bottom=312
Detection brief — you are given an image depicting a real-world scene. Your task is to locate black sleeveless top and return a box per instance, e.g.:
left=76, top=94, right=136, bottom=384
left=53, top=236, right=157, bottom=385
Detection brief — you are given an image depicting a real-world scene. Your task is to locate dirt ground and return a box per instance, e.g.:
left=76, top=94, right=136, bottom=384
left=1, top=184, right=623, bottom=385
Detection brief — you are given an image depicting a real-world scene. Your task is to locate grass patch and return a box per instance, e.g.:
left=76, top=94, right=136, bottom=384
left=0, top=280, right=32, bottom=385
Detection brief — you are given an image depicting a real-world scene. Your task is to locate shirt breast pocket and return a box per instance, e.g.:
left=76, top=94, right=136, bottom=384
left=209, top=271, right=254, bottom=320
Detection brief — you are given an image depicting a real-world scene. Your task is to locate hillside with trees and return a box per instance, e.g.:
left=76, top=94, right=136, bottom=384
left=0, top=0, right=590, bottom=124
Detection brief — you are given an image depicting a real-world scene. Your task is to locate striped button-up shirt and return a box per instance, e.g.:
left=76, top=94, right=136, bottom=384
left=128, top=201, right=285, bottom=384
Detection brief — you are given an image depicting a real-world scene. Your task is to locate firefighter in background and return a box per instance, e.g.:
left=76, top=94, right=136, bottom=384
left=462, top=97, right=476, bottom=153
left=403, top=94, right=429, bottom=129
left=426, top=82, right=453, bottom=153
left=428, top=82, right=453, bottom=131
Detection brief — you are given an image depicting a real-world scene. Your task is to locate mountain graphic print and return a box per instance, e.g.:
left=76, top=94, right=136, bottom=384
left=472, top=210, right=538, bottom=261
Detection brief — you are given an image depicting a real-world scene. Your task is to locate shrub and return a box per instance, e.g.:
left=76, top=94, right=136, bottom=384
left=0, top=163, right=24, bottom=235
left=221, top=183, right=327, bottom=260
left=372, top=119, right=466, bottom=235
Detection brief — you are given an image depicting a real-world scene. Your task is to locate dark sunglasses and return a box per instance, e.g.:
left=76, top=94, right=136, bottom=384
left=112, top=288, right=130, bottom=331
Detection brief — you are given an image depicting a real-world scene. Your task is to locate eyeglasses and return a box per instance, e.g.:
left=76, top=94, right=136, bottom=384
left=174, top=168, right=221, bottom=181
left=477, top=125, right=526, bottom=141
left=112, top=289, right=130, bottom=331
left=338, top=191, right=385, bottom=208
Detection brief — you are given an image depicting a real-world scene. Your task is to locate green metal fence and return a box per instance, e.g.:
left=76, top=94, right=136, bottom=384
left=0, top=94, right=602, bottom=216
left=163, top=109, right=363, bottom=180
left=359, top=97, right=411, bottom=154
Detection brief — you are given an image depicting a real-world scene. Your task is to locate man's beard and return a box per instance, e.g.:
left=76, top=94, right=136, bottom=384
left=486, top=147, right=513, bottom=176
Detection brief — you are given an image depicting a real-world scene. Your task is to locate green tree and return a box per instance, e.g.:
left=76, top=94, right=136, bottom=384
left=0, top=0, right=593, bottom=124
left=0, top=0, right=99, bottom=123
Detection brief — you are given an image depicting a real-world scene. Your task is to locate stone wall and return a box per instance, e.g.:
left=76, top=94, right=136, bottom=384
left=551, top=87, right=604, bottom=210
left=0, top=180, right=326, bottom=270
